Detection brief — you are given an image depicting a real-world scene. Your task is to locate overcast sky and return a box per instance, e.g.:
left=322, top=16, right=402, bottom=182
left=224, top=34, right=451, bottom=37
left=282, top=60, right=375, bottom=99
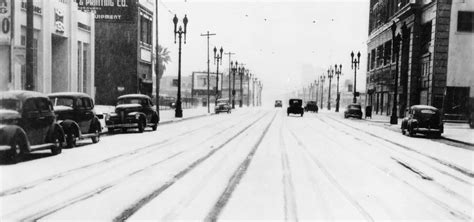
left=157, top=0, right=369, bottom=103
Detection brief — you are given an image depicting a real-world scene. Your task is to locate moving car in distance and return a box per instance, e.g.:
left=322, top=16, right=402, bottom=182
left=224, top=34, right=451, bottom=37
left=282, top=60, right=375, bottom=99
left=215, top=99, right=231, bottom=114
left=0, top=91, right=64, bottom=163
left=274, top=100, right=282, bottom=108
left=106, top=94, right=159, bottom=133
left=344, top=104, right=363, bottom=119
left=401, top=105, right=443, bottom=138
left=48, top=92, right=101, bottom=148
left=304, top=101, right=319, bottom=113
left=287, top=99, right=304, bottom=117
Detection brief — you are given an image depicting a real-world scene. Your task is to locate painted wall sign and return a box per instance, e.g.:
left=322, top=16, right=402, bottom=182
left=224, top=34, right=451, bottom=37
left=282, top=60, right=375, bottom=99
left=55, top=8, right=65, bottom=34
left=0, top=0, right=10, bottom=44
left=20, top=1, right=42, bottom=14
left=75, top=0, right=135, bottom=22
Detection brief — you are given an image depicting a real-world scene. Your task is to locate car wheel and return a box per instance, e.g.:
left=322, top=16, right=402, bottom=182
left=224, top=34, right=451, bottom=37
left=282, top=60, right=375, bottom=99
left=51, top=131, right=63, bottom=155
left=151, top=123, right=158, bottom=131
left=7, top=134, right=23, bottom=164
left=344, top=114, right=348, bottom=118
left=401, top=128, right=406, bottom=135
left=301, top=113, right=304, bottom=117
left=65, top=131, right=76, bottom=148
left=408, top=127, right=415, bottom=137
left=91, top=128, right=100, bottom=143
left=137, top=120, right=145, bottom=133
left=287, top=112, right=289, bottom=116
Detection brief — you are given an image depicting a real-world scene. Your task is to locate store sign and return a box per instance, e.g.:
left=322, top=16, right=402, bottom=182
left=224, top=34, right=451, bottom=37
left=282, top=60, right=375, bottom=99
left=54, top=8, right=65, bottom=34
left=0, top=0, right=10, bottom=44
left=75, top=0, right=135, bottom=22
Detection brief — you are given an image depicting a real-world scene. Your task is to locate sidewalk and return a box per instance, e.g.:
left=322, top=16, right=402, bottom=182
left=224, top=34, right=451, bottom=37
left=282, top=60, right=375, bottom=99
left=366, top=113, right=474, bottom=146
left=94, top=105, right=216, bottom=133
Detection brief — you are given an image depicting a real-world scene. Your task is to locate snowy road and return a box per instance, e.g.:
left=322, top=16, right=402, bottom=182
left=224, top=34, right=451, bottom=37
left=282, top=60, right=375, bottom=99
left=1, top=108, right=473, bottom=221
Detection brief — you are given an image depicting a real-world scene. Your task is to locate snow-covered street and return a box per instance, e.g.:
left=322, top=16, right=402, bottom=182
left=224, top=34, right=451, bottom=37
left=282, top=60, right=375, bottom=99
left=1, top=108, right=473, bottom=221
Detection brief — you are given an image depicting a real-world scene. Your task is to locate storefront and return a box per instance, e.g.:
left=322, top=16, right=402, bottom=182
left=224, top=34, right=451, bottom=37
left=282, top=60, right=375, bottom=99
left=0, top=0, right=95, bottom=97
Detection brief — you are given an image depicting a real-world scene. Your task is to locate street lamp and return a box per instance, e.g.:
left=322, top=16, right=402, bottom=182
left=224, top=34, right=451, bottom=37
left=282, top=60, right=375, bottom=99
left=213, top=46, right=223, bottom=105
left=390, top=21, right=403, bottom=125
left=230, top=61, right=238, bottom=109
left=327, top=67, right=334, bottom=110
left=351, top=51, right=361, bottom=104
left=239, top=65, right=246, bottom=108
left=334, top=64, right=343, bottom=112
left=320, top=75, right=326, bottom=109
left=315, top=79, right=319, bottom=105
left=252, top=77, right=257, bottom=107
left=172, top=14, right=188, bottom=118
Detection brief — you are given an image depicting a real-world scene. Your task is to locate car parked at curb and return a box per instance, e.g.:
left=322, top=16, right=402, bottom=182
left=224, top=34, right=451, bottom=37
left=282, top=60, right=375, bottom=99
left=0, top=90, right=64, bottom=163
left=401, top=105, right=443, bottom=138
left=344, top=104, right=363, bottom=119
left=275, top=100, right=282, bottom=108
left=48, top=92, right=101, bottom=148
left=215, top=99, right=231, bottom=114
left=287, top=99, right=304, bottom=117
left=106, top=94, right=159, bottom=133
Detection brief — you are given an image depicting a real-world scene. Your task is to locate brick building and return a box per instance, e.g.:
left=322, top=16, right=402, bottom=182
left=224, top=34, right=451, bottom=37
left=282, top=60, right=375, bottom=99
left=366, top=0, right=474, bottom=120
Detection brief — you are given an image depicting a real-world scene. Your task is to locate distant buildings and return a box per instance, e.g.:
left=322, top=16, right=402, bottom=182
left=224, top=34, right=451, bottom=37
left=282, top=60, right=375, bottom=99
left=366, top=0, right=474, bottom=120
left=0, top=0, right=95, bottom=96
left=77, top=0, right=155, bottom=105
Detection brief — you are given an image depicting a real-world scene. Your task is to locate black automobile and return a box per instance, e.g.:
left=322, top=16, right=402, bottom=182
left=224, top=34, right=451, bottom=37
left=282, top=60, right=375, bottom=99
left=48, top=92, right=101, bottom=148
left=215, top=99, right=231, bottom=114
left=401, top=105, right=444, bottom=137
left=275, top=100, right=282, bottom=108
left=287, top=99, right=304, bottom=117
left=344, top=104, right=363, bottom=119
left=304, top=101, right=319, bottom=113
left=106, top=94, right=159, bottom=133
left=0, top=91, right=64, bottom=163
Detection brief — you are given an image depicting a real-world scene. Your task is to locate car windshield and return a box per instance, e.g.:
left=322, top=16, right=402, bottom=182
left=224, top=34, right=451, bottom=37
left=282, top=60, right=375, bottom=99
left=217, top=103, right=228, bottom=106
left=50, top=97, right=74, bottom=107
left=348, top=105, right=361, bottom=110
left=0, top=99, right=21, bottom=111
left=117, top=98, right=143, bottom=105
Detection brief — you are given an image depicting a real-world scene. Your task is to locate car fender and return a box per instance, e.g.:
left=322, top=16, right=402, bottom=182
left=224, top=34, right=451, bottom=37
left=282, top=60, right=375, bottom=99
left=47, top=123, right=65, bottom=143
left=90, top=116, right=102, bottom=133
left=0, top=125, right=29, bottom=151
left=151, top=111, right=159, bottom=124
left=59, top=120, right=81, bottom=137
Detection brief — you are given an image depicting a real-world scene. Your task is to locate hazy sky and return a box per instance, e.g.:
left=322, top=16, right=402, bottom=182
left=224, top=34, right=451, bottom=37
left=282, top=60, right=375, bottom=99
left=157, top=0, right=369, bottom=102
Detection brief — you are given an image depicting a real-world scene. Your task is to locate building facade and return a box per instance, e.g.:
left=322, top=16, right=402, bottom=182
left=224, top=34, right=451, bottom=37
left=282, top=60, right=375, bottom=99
left=366, top=0, right=473, bottom=120
left=0, top=0, right=95, bottom=96
left=78, top=0, right=154, bottom=105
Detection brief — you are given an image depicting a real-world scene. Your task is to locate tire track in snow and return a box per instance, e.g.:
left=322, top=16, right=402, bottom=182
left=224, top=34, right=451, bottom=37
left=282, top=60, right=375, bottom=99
left=4, top=111, right=266, bottom=221
left=204, top=112, right=277, bottom=222
left=288, top=130, right=375, bottom=222
left=0, top=111, right=258, bottom=198
left=312, top=116, right=472, bottom=220
left=326, top=115, right=474, bottom=178
left=279, top=119, right=299, bottom=222
left=113, top=111, right=273, bottom=221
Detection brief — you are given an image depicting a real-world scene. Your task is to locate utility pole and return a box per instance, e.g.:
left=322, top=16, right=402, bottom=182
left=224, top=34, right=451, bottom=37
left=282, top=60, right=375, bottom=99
left=201, top=31, right=216, bottom=113
left=26, top=0, right=34, bottom=90
left=224, top=52, right=235, bottom=104
left=155, top=0, right=160, bottom=122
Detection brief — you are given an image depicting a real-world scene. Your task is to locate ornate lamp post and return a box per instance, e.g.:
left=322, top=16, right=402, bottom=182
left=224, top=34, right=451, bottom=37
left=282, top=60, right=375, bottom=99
left=315, top=79, right=319, bottom=105
left=238, top=65, right=246, bottom=108
left=327, top=67, right=334, bottom=110
left=213, top=46, right=223, bottom=105
left=253, top=77, right=257, bottom=107
left=334, top=64, right=343, bottom=112
left=230, top=61, right=238, bottom=109
left=351, top=51, right=361, bottom=104
left=390, top=21, right=402, bottom=125
left=172, top=14, right=188, bottom=118
left=320, top=75, right=326, bottom=109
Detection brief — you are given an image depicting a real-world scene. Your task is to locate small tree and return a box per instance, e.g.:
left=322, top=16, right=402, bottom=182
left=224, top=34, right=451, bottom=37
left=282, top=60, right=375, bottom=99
left=155, top=45, right=171, bottom=114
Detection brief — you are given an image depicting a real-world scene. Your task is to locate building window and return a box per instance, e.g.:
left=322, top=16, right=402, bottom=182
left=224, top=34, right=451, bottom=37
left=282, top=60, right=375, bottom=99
left=384, top=40, right=392, bottom=65
left=78, top=42, right=83, bottom=92
left=458, top=11, right=474, bottom=32
left=376, top=45, right=384, bottom=68
left=140, top=15, right=152, bottom=45
left=370, top=49, right=376, bottom=70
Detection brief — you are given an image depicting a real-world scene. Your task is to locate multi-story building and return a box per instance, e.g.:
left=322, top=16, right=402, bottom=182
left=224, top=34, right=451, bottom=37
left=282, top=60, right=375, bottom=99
left=76, top=0, right=154, bottom=105
left=366, top=0, right=473, bottom=120
left=0, top=0, right=95, bottom=96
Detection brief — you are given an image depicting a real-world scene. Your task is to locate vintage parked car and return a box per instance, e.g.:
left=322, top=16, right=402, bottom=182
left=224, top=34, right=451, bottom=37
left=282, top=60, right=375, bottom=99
left=106, top=94, right=159, bottom=133
left=215, top=99, right=231, bottom=114
left=274, top=100, right=282, bottom=108
left=344, top=104, right=363, bottom=119
left=287, top=99, right=304, bottom=117
left=401, top=105, right=444, bottom=137
left=0, top=90, right=64, bottom=163
left=48, top=92, right=101, bottom=148
left=304, top=101, right=319, bottom=113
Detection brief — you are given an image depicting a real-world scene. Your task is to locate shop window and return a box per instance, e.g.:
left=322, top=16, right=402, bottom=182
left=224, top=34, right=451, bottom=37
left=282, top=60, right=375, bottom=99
left=458, top=11, right=474, bottom=32
left=140, top=16, right=152, bottom=45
